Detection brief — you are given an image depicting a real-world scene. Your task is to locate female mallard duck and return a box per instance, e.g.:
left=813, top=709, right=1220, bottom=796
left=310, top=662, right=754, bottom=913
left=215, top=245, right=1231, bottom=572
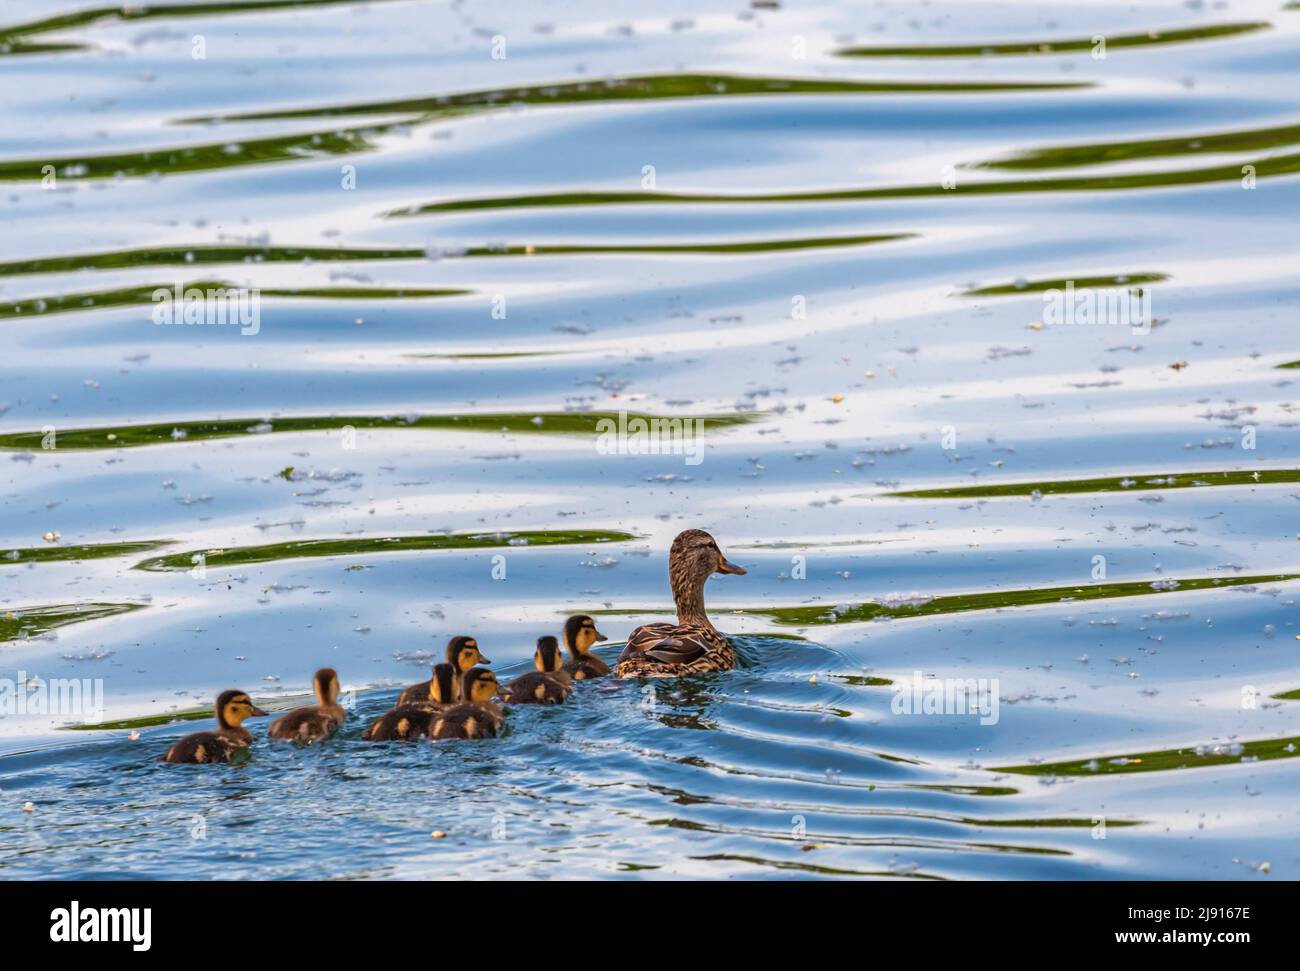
left=430, top=668, right=507, bottom=740
left=397, top=636, right=488, bottom=706
left=268, top=667, right=346, bottom=744
left=561, top=614, right=609, bottom=680
left=506, top=636, right=573, bottom=704
left=363, top=663, right=459, bottom=741
left=159, top=690, right=268, bottom=764
left=615, top=529, right=746, bottom=678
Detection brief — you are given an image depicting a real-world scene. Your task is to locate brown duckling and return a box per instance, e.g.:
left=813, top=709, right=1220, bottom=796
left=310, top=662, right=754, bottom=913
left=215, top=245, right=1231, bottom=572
left=160, top=690, right=268, bottom=764
left=268, top=668, right=346, bottom=744
left=561, top=614, right=610, bottom=680
left=363, top=663, right=459, bottom=741
left=430, top=668, right=507, bottom=740
left=397, top=635, right=489, bottom=706
left=505, top=636, right=573, bottom=704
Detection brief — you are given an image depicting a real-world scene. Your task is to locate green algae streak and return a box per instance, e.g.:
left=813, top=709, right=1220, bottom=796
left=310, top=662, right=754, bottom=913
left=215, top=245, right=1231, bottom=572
left=586, top=571, right=1299, bottom=627
left=0, top=411, right=757, bottom=451
left=134, top=529, right=638, bottom=571
left=888, top=469, right=1300, bottom=499
left=835, top=22, right=1269, bottom=57
left=960, top=273, right=1167, bottom=297
left=0, top=602, right=145, bottom=643
left=995, top=734, right=1300, bottom=777
left=1, top=541, right=171, bottom=566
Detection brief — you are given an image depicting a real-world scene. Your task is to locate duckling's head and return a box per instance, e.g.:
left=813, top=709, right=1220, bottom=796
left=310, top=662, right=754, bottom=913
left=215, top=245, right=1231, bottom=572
left=447, top=635, right=490, bottom=672
left=430, top=662, right=461, bottom=704
left=463, top=667, right=506, bottom=704
left=562, top=615, right=608, bottom=657
left=216, top=689, right=268, bottom=729
left=313, top=668, right=341, bottom=705
left=534, top=635, right=564, bottom=673
left=669, top=529, right=746, bottom=593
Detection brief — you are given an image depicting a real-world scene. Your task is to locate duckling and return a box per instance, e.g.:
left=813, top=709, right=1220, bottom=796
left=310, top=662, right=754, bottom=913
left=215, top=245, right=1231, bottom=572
left=430, top=668, right=507, bottom=740
left=505, top=636, right=573, bottom=704
left=397, top=635, right=489, bottom=706
left=561, top=614, right=610, bottom=680
left=159, top=690, right=268, bottom=764
left=268, top=668, right=346, bottom=744
left=615, top=529, right=746, bottom=677
left=363, top=664, right=459, bottom=741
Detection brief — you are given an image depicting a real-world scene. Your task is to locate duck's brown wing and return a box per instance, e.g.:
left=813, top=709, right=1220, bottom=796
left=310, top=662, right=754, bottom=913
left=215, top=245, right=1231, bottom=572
left=268, top=707, right=340, bottom=742
left=430, top=704, right=500, bottom=740
left=396, top=680, right=431, bottom=707
left=160, top=731, right=240, bottom=764
left=362, top=705, right=437, bottom=741
left=619, top=623, right=710, bottom=665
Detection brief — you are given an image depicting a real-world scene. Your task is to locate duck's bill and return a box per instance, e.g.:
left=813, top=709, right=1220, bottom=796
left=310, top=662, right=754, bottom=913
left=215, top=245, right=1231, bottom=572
left=717, top=560, right=747, bottom=575
left=479, top=655, right=493, bottom=664
left=593, top=630, right=609, bottom=641
left=251, top=706, right=270, bottom=717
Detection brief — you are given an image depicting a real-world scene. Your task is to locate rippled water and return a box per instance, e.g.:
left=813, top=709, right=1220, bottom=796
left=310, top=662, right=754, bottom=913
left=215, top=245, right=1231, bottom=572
left=2, top=0, right=1298, bottom=880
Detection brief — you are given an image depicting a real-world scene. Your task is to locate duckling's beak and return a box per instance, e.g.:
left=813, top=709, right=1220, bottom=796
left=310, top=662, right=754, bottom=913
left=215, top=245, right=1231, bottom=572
left=479, top=653, right=493, bottom=665
left=251, top=706, right=270, bottom=718
left=593, top=628, right=608, bottom=642
left=717, top=558, right=746, bottom=576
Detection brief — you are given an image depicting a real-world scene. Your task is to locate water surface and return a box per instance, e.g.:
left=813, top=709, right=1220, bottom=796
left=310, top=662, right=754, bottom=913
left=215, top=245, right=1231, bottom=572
left=1, top=0, right=1298, bottom=880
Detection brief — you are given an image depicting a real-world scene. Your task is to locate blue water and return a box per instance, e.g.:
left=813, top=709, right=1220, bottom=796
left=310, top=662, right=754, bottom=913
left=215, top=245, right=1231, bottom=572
left=1, top=0, right=1298, bottom=879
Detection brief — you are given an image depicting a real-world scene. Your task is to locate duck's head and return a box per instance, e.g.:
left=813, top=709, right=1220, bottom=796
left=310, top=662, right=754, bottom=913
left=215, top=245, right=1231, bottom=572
left=562, top=615, right=608, bottom=658
left=447, top=635, right=490, bottom=672
left=534, top=635, right=565, bottom=673
left=312, top=668, right=341, bottom=706
left=215, top=689, right=268, bottom=729
left=430, top=662, right=461, bottom=704
left=670, top=529, right=746, bottom=586
left=463, top=667, right=507, bottom=704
